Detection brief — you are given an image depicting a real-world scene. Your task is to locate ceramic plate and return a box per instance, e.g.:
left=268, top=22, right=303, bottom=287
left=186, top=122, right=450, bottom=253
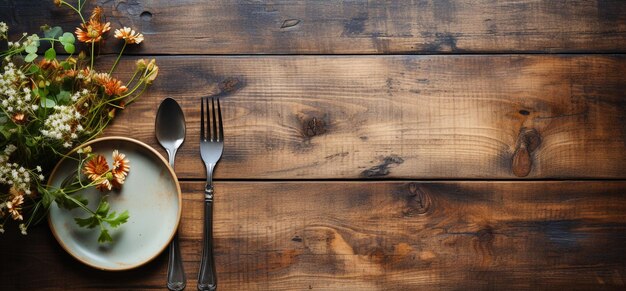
left=48, top=137, right=182, bottom=271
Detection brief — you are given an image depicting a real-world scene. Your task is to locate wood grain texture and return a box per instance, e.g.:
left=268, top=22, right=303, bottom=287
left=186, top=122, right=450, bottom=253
left=1, top=181, right=625, bottom=290
left=2, top=0, right=626, bottom=54
left=102, top=55, right=626, bottom=179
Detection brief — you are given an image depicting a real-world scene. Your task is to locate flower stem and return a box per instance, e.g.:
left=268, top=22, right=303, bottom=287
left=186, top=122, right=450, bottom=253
left=90, top=41, right=94, bottom=70
left=61, top=1, right=85, bottom=23
left=62, top=191, right=96, bottom=215
left=125, top=69, right=140, bottom=86
left=109, top=42, right=126, bottom=74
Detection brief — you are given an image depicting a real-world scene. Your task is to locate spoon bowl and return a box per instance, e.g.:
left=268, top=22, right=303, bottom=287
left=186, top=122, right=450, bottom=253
left=156, top=98, right=186, bottom=166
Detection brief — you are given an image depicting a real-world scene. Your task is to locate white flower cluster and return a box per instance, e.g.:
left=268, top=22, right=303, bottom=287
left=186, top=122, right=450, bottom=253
left=40, top=105, right=84, bottom=148
left=6, top=33, right=32, bottom=49
left=0, top=62, right=37, bottom=115
left=71, top=89, right=90, bottom=102
left=0, top=145, right=42, bottom=195
left=0, top=22, right=7, bottom=39
left=23, top=34, right=38, bottom=47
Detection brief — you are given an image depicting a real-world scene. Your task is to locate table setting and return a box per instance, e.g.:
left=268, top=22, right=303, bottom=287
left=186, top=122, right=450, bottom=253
left=2, top=0, right=626, bottom=290
left=0, top=2, right=222, bottom=290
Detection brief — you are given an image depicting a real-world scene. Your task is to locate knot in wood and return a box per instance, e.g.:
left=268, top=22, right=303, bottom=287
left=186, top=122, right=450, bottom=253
left=219, top=77, right=242, bottom=94
left=512, top=128, right=541, bottom=177
left=477, top=227, right=495, bottom=244
left=404, top=183, right=430, bottom=216
left=519, top=128, right=541, bottom=152
left=304, top=117, right=326, bottom=137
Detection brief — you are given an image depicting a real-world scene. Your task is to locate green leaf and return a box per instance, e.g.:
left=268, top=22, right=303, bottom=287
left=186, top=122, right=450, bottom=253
left=59, top=61, right=72, bottom=70
left=0, top=122, right=16, bottom=139
left=98, top=229, right=113, bottom=243
left=104, top=210, right=129, bottom=228
left=75, top=195, right=89, bottom=208
left=75, top=215, right=99, bottom=229
left=0, top=126, right=11, bottom=140
left=44, top=26, right=63, bottom=39
left=34, top=87, right=48, bottom=98
left=25, top=45, right=38, bottom=54
left=63, top=43, right=75, bottom=54
left=25, top=137, right=37, bottom=147
left=59, top=32, right=75, bottom=44
left=95, top=199, right=110, bottom=217
left=40, top=97, right=56, bottom=108
left=56, top=90, right=71, bottom=104
left=41, top=188, right=54, bottom=208
left=28, top=65, right=40, bottom=74
left=44, top=47, right=56, bottom=60
left=25, top=53, right=37, bottom=62
left=56, top=193, right=87, bottom=211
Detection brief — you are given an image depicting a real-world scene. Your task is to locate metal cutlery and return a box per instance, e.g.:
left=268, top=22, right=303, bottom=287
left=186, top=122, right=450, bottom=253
left=155, top=97, right=187, bottom=291
left=198, top=97, right=223, bottom=291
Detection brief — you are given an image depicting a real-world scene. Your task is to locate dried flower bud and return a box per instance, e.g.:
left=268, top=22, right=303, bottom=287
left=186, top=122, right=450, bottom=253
left=77, top=145, right=92, bottom=154
left=53, top=0, right=62, bottom=7
left=146, top=65, right=158, bottom=84
left=136, top=59, right=147, bottom=70
left=147, top=59, right=156, bottom=71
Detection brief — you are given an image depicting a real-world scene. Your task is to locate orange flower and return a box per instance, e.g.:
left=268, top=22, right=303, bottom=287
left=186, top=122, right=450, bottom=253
left=38, top=58, right=60, bottom=70
left=90, top=7, right=103, bottom=21
left=83, top=155, right=112, bottom=191
left=59, top=69, right=78, bottom=79
left=105, top=79, right=127, bottom=96
left=6, top=194, right=24, bottom=221
left=75, top=19, right=111, bottom=43
left=114, top=27, right=144, bottom=44
left=95, top=73, right=128, bottom=96
left=94, top=72, right=110, bottom=84
left=77, top=67, right=94, bottom=83
left=111, top=150, right=130, bottom=189
left=111, top=150, right=130, bottom=177
left=11, top=113, right=25, bottom=124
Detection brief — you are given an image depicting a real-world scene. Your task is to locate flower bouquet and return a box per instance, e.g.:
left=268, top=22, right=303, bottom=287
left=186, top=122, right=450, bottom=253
left=0, top=0, right=158, bottom=242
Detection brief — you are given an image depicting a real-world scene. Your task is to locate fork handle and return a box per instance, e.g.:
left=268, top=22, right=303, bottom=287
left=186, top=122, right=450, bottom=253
left=198, top=187, right=217, bottom=291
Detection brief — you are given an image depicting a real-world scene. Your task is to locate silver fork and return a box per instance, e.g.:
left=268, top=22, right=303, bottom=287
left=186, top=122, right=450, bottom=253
left=198, top=97, right=223, bottom=291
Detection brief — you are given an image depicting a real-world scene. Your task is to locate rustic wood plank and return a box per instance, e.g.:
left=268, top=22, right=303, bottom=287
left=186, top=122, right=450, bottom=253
left=2, top=0, right=626, bottom=54
left=1, top=181, right=625, bottom=290
left=102, top=55, right=626, bottom=179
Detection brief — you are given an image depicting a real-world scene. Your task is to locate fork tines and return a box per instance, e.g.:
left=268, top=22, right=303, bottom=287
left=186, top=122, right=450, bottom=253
left=200, top=97, right=223, bottom=142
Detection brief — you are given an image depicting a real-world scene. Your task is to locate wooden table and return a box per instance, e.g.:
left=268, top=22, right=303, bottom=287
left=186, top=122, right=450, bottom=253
left=2, top=1, right=626, bottom=290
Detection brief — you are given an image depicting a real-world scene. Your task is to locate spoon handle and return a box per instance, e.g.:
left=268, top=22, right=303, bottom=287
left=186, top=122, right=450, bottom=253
left=166, top=149, right=186, bottom=291
left=167, top=232, right=186, bottom=291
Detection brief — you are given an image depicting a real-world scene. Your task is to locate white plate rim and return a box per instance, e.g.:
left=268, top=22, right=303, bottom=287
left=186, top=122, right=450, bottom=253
left=47, top=136, right=182, bottom=271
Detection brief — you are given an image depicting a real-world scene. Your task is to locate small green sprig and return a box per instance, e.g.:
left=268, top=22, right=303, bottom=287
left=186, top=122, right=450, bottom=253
left=74, top=198, right=129, bottom=243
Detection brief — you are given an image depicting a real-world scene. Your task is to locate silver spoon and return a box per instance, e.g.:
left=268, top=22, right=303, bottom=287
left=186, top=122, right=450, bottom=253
left=156, top=97, right=187, bottom=291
